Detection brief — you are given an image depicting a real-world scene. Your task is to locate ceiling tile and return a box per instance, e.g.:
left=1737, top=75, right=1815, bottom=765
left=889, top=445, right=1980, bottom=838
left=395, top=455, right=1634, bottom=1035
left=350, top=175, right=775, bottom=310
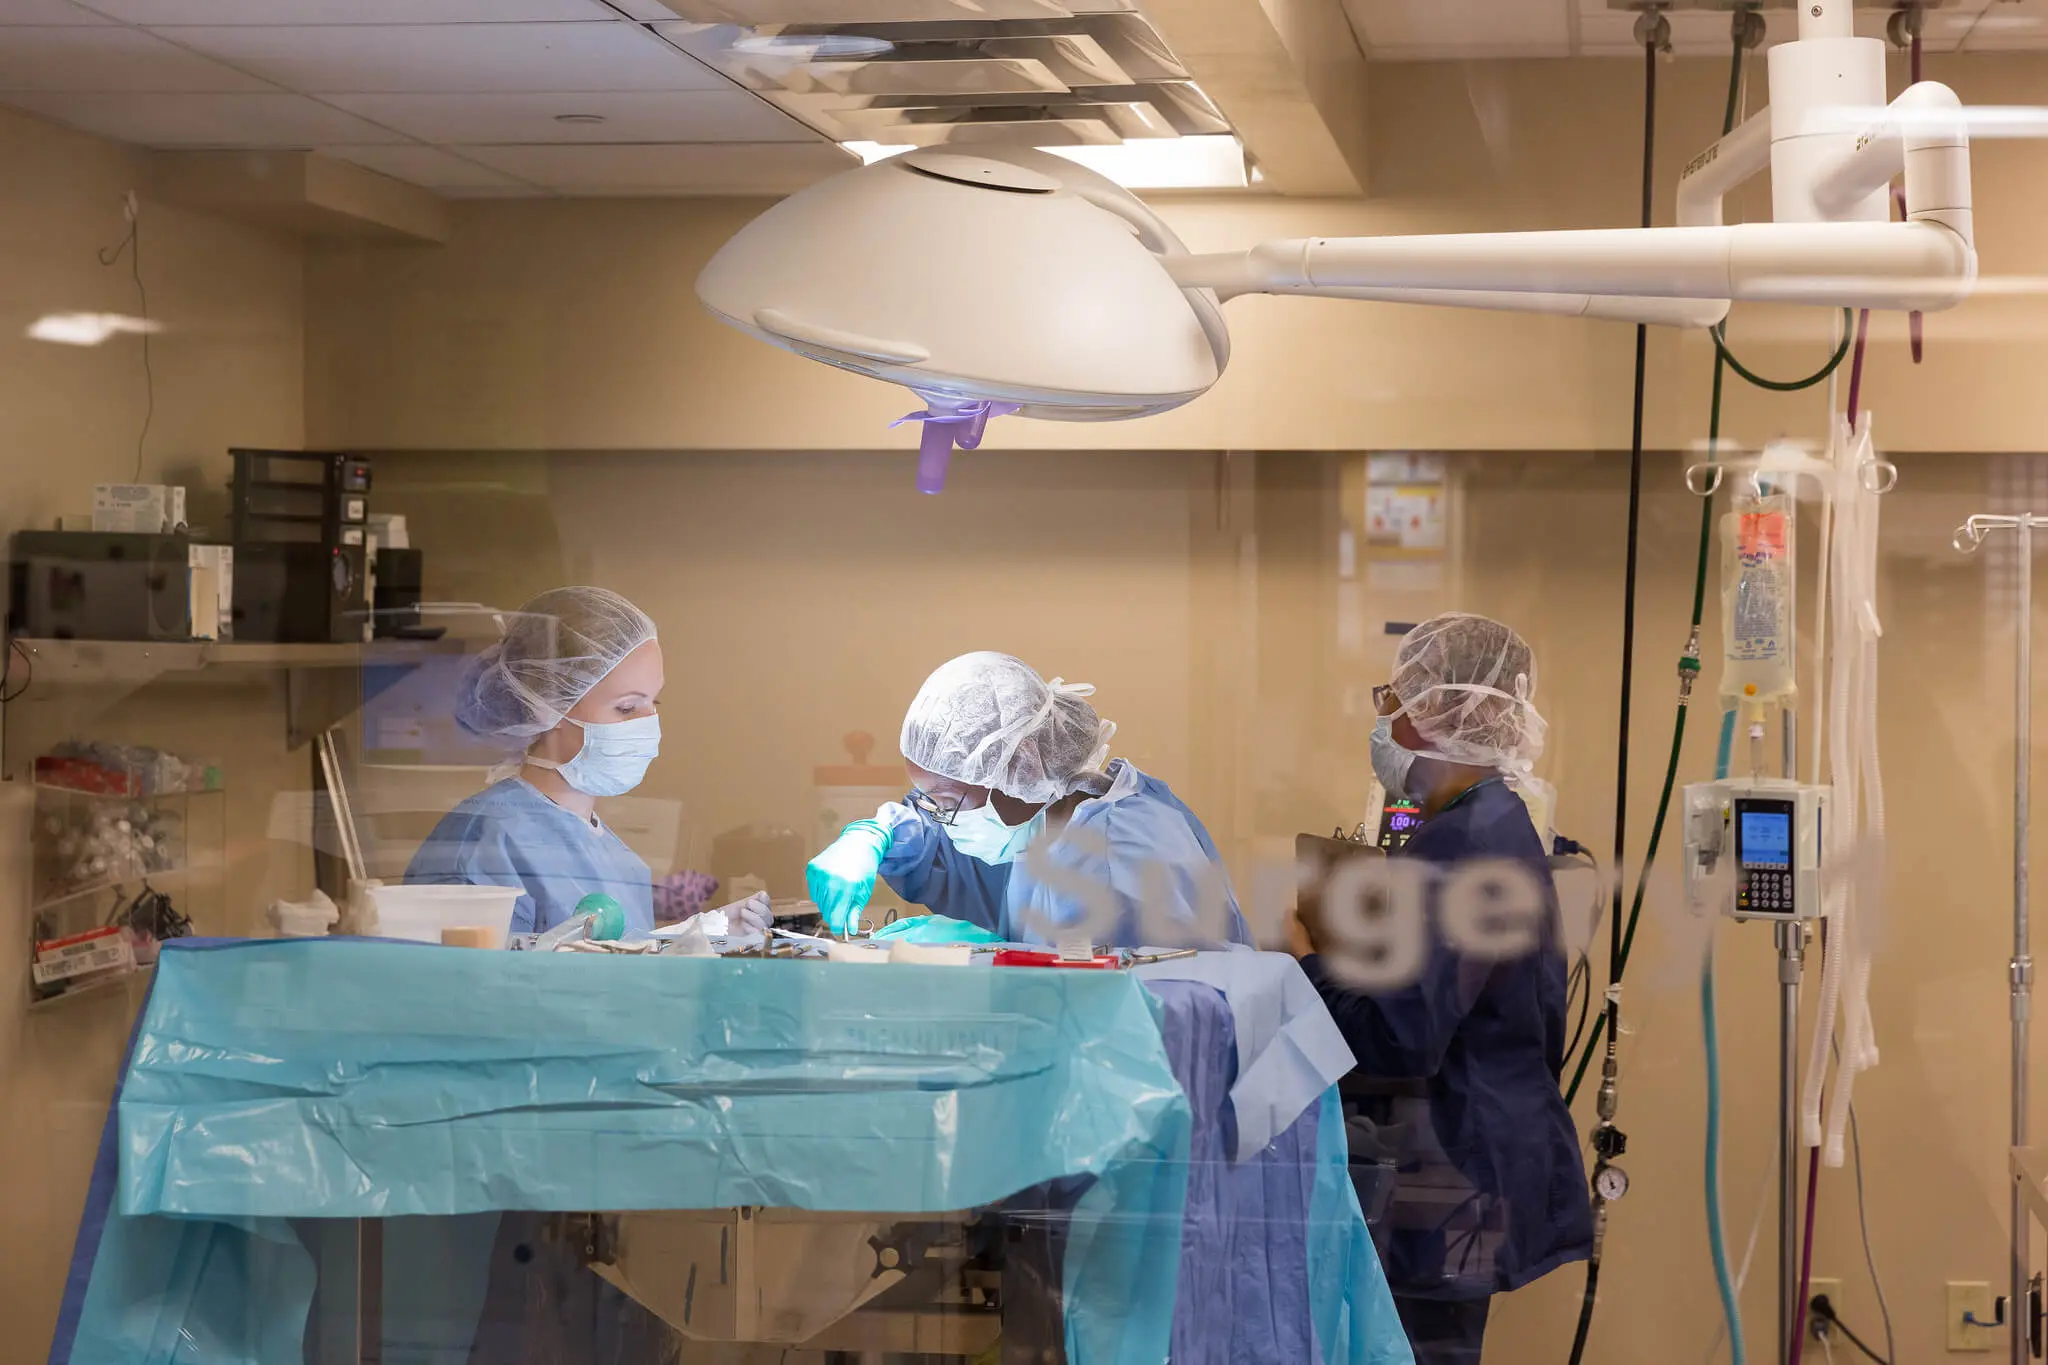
left=0, top=0, right=112, bottom=23
left=1957, top=0, right=2047, bottom=50
left=0, top=89, right=408, bottom=144
left=597, top=0, right=684, bottom=15
left=81, top=0, right=615, bottom=20
left=324, top=89, right=815, bottom=144
left=159, top=21, right=727, bottom=93
left=1344, top=0, right=1567, bottom=52
left=320, top=142, right=536, bottom=192
left=456, top=140, right=855, bottom=193
left=0, top=25, right=274, bottom=90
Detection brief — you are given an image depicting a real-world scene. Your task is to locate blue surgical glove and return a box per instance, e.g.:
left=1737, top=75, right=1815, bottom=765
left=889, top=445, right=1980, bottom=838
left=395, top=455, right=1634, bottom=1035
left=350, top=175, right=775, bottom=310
left=871, top=913, right=1003, bottom=946
left=807, top=819, right=892, bottom=935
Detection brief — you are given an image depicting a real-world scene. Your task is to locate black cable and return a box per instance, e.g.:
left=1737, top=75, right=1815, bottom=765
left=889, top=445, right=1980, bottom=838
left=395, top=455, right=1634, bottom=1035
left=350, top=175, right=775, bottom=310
left=1838, top=1039, right=1897, bottom=1365
left=1565, top=957, right=1593, bottom=1064
left=1, top=637, right=30, bottom=704
left=1810, top=1297, right=1891, bottom=1365
left=1711, top=311, right=1855, bottom=392
left=1568, top=29, right=1659, bottom=1365
left=98, top=200, right=154, bottom=482
left=1565, top=12, right=1746, bottom=1108
left=1567, top=1258, right=1601, bottom=1365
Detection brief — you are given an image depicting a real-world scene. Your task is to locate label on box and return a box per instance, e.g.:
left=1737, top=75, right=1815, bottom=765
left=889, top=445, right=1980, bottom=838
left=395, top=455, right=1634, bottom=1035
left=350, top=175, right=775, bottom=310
left=1056, top=936, right=1094, bottom=963
left=32, top=925, right=136, bottom=985
left=92, top=484, right=186, bottom=534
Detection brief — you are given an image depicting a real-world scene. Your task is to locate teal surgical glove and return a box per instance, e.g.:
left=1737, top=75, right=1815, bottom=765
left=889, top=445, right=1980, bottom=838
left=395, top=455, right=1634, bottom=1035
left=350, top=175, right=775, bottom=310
left=807, top=819, right=892, bottom=935
left=871, top=913, right=1004, bottom=946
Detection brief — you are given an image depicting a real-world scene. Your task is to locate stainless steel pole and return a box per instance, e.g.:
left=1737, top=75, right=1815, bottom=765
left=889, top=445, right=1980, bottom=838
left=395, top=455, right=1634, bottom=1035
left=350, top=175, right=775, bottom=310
left=1780, top=705, right=1802, bottom=1365
left=2015, top=516, right=2034, bottom=1365
left=1779, top=917, right=1803, bottom=1365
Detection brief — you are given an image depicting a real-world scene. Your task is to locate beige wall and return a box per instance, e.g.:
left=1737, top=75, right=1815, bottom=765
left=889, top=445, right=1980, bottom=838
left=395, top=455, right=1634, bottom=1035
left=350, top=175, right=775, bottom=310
left=308, top=52, right=2048, bottom=456
left=0, top=106, right=309, bottom=1364
left=366, top=441, right=2034, bottom=1365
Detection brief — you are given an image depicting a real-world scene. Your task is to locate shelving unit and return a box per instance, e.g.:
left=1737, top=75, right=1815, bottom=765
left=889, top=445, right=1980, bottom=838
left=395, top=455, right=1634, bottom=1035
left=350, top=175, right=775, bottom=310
left=1, top=628, right=491, bottom=949
left=28, top=782, right=226, bottom=1007
left=1, top=636, right=467, bottom=777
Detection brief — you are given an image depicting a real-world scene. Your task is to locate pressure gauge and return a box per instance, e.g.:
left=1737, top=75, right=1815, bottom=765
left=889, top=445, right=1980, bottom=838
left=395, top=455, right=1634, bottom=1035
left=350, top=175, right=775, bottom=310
left=1595, top=1165, right=1630, bottom=1201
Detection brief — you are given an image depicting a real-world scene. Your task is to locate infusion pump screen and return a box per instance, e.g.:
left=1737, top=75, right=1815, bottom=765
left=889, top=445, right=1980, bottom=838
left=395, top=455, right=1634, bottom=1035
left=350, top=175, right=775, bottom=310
left=1378, top=799, right=1424, bottom=852
left=1738, top=810, right=1792, bottom=869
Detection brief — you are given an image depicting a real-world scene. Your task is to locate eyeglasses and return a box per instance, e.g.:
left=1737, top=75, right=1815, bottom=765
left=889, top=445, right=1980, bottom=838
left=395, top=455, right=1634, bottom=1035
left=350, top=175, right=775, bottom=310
left=906, top=787, right=967, bottom=826
left=1373, top=684, right=1394, bottom=710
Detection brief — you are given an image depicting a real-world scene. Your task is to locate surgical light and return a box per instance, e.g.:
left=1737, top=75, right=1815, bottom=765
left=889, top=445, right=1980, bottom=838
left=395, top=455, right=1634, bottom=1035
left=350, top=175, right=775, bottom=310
left=702, top=9, right=1979, bottom=491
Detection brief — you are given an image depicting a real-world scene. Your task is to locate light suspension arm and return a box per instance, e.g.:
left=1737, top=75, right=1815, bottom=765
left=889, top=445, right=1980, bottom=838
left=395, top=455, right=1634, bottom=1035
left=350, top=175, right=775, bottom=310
left=1167, top=218, right=1974, bottom=315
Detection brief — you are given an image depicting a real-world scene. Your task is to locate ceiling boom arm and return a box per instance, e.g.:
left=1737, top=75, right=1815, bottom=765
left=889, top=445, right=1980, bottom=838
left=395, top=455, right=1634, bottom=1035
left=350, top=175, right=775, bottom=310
left=1167, top=80, right=1975, bottom=327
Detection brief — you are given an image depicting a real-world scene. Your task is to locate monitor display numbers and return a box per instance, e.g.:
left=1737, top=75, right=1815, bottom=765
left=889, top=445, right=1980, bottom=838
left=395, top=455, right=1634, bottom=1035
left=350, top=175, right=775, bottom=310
left=1738, top=808, right=1791, bottom=870
left=1379, top=799, right=1423, bottom=851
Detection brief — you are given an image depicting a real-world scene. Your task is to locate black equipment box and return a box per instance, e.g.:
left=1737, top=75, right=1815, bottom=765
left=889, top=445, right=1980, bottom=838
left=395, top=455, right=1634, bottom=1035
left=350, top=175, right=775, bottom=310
left=9, top=531, right=231, bottom=642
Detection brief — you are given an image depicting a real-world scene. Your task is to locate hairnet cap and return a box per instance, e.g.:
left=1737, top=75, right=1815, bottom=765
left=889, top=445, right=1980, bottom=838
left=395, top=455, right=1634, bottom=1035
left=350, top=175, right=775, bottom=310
left=456, top=586, right=658, bottom=742
left=900, top=651, right=1117, bottom=804
left=1391, top=612, right=1547, bottom=772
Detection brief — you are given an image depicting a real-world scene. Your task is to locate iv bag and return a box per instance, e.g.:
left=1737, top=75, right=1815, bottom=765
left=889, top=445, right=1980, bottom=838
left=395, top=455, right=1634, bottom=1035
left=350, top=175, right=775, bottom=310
left=1719, top=491, right=1797, bottom=706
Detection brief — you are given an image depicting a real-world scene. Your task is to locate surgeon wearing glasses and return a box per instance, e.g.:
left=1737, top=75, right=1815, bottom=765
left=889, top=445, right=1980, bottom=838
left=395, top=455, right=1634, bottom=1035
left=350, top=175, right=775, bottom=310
left=806, top=650, right=1249, bottom=948
left=1290, top=613, right=1591, bottom=1365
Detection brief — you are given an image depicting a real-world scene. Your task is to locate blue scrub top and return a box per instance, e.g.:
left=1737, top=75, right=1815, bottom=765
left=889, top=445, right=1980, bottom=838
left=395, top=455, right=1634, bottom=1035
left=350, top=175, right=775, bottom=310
left=876, top=758, right=1252, bottom=949
left=405, top=777, right=655, bottom=937
left=1301, top=777, right=1593, bottom=1300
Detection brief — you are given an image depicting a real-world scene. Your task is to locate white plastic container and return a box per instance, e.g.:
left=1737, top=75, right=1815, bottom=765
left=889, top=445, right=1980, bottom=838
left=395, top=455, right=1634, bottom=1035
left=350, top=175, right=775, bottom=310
left=269, top=892, right=338, bottom=939
left=367, top=883, right=523, bottom=949
left=887, top=942, right=972, bottom=966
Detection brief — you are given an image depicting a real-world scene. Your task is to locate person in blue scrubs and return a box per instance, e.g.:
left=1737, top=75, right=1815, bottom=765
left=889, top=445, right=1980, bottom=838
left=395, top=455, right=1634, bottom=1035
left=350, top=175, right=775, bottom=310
left=1290, top=613, right=1591, bottom=1365
left=406, top=585, right=670, bottom=937
left=402, top=587, right=710, bottom=1365
left=808, top=650, right=1249, bottom=948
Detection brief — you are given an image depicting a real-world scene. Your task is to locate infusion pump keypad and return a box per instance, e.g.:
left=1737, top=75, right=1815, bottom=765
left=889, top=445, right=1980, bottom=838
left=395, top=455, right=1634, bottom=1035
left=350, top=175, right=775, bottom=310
left=1736, top=866, right=1795, bottom=916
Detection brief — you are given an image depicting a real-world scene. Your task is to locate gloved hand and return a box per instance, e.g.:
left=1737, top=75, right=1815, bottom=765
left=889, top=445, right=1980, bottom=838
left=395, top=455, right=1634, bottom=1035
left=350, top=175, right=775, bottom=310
left=807, top=819, right=892, bottom=936
left=721, top=890, right=773, bottom=937
left=871, top=912, right=1003, bottom=946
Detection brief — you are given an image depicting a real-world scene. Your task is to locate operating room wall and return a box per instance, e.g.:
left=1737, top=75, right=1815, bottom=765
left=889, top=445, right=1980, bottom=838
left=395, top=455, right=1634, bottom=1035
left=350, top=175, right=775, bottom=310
left=368, top=448, right=1211, bottom=885
left=366, top=436, right=2038, bottom=1365
left=305, top=50, right=2048, bottom=456
left=0, top=106, right=309, bottom=1364
left=1428, top=446, right=2029, bottom=1365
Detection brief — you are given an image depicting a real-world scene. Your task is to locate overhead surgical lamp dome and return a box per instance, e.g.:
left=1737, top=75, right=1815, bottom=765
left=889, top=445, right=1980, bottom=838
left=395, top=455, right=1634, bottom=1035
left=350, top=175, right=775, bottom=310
left=696, top=148, right=1229, bottom=489
left=698, top=16, right=1976, bottom=493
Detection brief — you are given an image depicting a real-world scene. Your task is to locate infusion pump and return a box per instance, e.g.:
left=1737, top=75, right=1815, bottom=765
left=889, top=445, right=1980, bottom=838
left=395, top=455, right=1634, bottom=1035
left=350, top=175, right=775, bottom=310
left=1681, top=778, right=1828, bottom=922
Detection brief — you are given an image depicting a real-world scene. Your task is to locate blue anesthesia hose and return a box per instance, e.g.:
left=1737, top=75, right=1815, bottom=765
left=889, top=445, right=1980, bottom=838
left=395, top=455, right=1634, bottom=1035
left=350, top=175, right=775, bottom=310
left=1705, top=708, right=1743, bottom=1365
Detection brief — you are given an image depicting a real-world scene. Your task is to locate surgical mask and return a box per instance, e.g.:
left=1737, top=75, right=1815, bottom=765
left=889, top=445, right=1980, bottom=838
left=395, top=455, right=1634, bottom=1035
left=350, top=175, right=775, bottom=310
left=528, top=713, right=660, bottom=797
left=942, top=800, right=1044, bottom=865
left=1371, top=714, right=1418, bottom=801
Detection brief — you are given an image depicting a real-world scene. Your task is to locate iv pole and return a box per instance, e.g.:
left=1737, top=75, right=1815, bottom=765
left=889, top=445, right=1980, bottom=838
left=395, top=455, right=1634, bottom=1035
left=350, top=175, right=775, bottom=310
left=1956, top=511, right=2041, bottom=1365
left=1780, top=713, right=1804, bottom=1365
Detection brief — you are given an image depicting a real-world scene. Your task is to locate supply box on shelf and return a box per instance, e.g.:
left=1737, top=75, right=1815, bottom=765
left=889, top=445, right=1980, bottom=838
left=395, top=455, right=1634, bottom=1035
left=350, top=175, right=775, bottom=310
left=92, top=484, right=186, bottom=535
left=26, top=741, right=224, bottom=1006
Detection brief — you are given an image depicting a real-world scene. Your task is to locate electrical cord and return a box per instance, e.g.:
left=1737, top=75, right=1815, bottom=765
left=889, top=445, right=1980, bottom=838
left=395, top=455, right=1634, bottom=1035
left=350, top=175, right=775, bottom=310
left=1566, top=955, right=1593, bottom=1063
left=1565, top=12, right=1744, bottom=1109
left=1808, top=1296, right=1890, bottom=1365
left=1710, top=312, right=1855, bottom=393
left=1568, top=24, right=1661, bottom=1365
left=1, top=637, right=29, bottom=704
left=97, top=195, right=155, bottom=482
left=1840, top=1045, right=1896, bottom=1365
